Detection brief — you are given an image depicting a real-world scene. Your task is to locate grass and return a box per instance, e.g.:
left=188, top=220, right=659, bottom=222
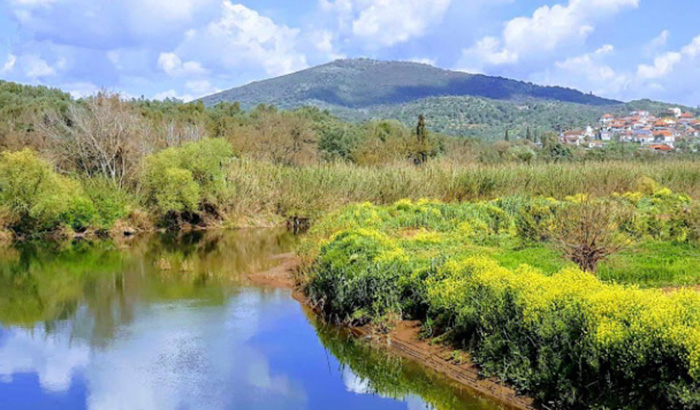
left=224, top=158, right=700, bottom=226
left=490, top=240, right=700, bottom=288
left=599, top=241, right=700, bottom=287
left=489, top=243, right=574, bottom=274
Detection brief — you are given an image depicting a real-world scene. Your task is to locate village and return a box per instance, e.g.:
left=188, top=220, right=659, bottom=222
left=560, top=108, right=700, bottom=151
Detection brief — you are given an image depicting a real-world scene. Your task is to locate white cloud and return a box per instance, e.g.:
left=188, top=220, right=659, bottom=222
left=536, top=44, right=629, bottom=97
left=408, top=57, right=437, bottom=66
left=320, top=0, right=452, bottom=47
left=185, top=79, right=220, bottom=97
left=64, top=82, right=101, bottom=98
left=682, top=36, right=700, bottom=58
left=456, top=36, right=517, bottom=73
left=24, top=55, right=57, bottom=78
left=154, top=89, right=195, bottom=102
left=7, top=0, right=222, bottom=50
left=1, top=54, right=17, bottom=74
left=0, top=325, right=90, bottom=393
left=533, top=34, right=700, bottom=105
left=644, top=30, right=669, bottom=56
left=458, top=0, right=639, bottom=71
left=157, top=52, right=208, bottom=77
left=630, top=35, right=700, bottom=103
left=311, top=30, right=345, bottom=61
left=636, top=52, right=682, bottom=80
left=166, top=2, right=308, bottom=78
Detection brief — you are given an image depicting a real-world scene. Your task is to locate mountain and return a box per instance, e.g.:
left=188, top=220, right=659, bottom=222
left=199, top=59, right=693, bottom=139
left=201, top=58, right=620, bottom=109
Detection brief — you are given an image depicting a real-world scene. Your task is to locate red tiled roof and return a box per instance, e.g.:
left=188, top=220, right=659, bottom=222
left=648, top=144, right=674, bottom=151
left=654, top=130, right=673, bottom=137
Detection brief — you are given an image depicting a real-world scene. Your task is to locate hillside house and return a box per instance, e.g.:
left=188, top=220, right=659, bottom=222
left=599, top=113, right=614, bottom=125
left=634, top=129, right=653, bottom=144
left=561, top=130, right=585, bottom=146
left=680, top=112, right=696, bottom=124
left=653, top=129, right=676, bottom=146
left=647, top=144, right=675, bottom=152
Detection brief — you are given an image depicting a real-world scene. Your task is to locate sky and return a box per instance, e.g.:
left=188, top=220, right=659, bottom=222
left=1, top=0, right=699, bottom=105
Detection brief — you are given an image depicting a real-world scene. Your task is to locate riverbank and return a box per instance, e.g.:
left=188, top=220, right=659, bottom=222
left=248, top=253, right=535, bottom=410
left=300, top=196, right=700, bottom=409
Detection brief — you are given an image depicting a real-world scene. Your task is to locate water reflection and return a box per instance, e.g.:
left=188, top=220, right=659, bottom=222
left=0, top=230, right=502, bottom=410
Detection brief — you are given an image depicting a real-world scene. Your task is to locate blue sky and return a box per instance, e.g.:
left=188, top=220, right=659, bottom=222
left=1, top=0, right=699, bottom=105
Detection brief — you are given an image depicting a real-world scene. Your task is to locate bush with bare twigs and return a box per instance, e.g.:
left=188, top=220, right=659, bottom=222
left=553, top=199, right=631, bottom=273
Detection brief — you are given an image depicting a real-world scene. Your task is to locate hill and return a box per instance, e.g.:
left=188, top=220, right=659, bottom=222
left=199, top=59, right=700, bottom=139
left=197, top=59, right=639, bottom=138
left=201, top=58, right=620, bottom=109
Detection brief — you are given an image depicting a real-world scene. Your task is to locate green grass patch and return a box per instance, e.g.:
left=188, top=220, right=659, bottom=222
left=599, top=241, right=700, bottom=287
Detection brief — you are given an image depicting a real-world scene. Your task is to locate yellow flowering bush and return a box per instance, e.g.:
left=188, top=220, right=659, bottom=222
left=304, top=191, right=700, bottom=408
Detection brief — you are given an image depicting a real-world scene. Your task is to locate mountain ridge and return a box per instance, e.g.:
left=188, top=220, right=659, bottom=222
left=199, top=58, right=622, bottom=110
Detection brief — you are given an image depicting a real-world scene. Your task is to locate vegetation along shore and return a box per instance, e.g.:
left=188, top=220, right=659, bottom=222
left=298, top=187, right=700, bottom=409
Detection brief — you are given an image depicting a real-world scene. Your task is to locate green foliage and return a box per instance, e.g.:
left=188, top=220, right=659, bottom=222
left=0, top=80, right=72, bottom=143
left=0, top=149, right=96, bottom=233
left=142, top=139, right=235, bottom=217
left=81, top=178, right=133, bottom=229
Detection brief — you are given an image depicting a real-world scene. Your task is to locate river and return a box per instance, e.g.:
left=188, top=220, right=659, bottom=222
left=0, top=229, right=503, bottom=410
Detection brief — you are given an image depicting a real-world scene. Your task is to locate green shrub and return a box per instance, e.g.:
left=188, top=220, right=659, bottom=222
left=306, top=229, right=413, bottom=324
left=141, top=139, right=234, bottom=217
left=513, top=197, right=558, bottom=242
left=0, top=149, right=96, bottom=233
left=81, top=178, right=133, bottom=229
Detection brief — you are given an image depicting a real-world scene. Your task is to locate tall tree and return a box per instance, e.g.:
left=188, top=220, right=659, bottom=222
left=414, top=114, right=428, bottom=165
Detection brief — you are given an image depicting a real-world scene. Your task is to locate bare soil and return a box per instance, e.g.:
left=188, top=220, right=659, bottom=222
left=245, top=252, right=300, bottom=289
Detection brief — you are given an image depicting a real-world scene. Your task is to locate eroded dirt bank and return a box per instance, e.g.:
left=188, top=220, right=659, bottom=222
left=246, top=254, right=536, bottom=410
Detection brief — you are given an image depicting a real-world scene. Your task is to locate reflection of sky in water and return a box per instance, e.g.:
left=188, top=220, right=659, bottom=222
left=0, top=288, right=430, bottom=410
left=341, top=368, right=430, bottom=410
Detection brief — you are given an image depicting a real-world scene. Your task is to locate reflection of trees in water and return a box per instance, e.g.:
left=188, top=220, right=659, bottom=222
left=0, top=229, right=297, bottom=346
left=308, top=311, right=499, bottom=410
left=149, top=228, right=296, bottom=280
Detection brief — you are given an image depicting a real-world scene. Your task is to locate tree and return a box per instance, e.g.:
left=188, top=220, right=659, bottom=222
left=413, top=114, right=429, bottom=165
left=41, top=92, right=149, bottom=188
left=553, top=200, right=629, bottom=273
left=234, top=109, right=318, bottom=166
left=352, top=120, right=411, bottom=166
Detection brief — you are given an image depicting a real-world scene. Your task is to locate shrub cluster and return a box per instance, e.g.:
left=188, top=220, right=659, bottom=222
left=303, top=196, right=700, bottom=408
left=0, top=149, right=99, bottom=235
left=0, top=140, right=236, bottom=237
left=141, top=138, right=235, bottom=219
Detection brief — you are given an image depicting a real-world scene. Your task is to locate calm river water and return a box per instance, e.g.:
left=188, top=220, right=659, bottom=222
left=0, top=230, right=503, bottom=410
